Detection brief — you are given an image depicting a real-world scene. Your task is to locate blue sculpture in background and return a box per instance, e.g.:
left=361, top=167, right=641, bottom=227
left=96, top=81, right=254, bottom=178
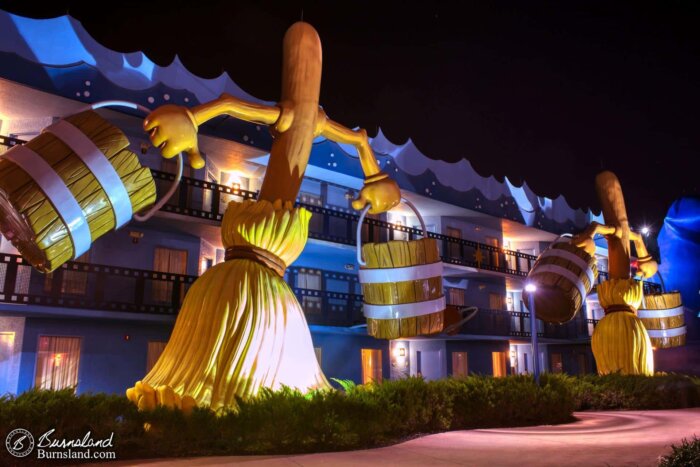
left=656, top=197, right=700, bottom=374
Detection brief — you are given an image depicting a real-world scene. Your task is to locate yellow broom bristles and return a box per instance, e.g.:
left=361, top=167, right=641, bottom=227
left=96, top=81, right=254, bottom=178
left=592, top=279, right=653, bottom=375
left=592, top=311, right=654, bottom=375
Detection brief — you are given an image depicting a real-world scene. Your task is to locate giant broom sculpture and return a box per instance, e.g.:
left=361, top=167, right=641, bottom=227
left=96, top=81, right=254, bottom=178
left=126, top=22, right=401, bottom=411
left=572, top=171, right=658, bottom=375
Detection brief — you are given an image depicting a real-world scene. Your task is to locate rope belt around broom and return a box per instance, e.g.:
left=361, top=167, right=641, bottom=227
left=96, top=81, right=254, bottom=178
left=225, top=245, right=287, bottom=277
left=604, top=304, right=637, bottom=314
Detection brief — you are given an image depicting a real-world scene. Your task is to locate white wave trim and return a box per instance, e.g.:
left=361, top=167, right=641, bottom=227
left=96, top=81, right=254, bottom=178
left=317, top=127, right=602, bottom=227
left=0, top=11, right=271, bottom=105
left=0, top=10, right=602, bottom=228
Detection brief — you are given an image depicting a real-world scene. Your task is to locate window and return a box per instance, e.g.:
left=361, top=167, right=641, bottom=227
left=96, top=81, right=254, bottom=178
left=489, top=293, right=505, bottom=310
left=486, top=236, right=500, bottom=267
left=146, top=341, right=168, bottom=373
left=551, top=353, right=563, bottom=373
left=391, top=216, right=408, bottom=241
left=152, top=247, right=188, bottom=302
left=492, top=351, right=507, bottom=378
left=326, top=185, right=349, bottom=209
left=297, top=270, right=322, bottom=314
left=301, top=192, right=323, bottom=233
left=452, top=352, right=468, bottom=377
left=35, top=336, right=81, bottom=391
left=45, top=252, right=90, bottom=295
left=200, top=257, right=213, bottom=275
left=14, top=264, right=31, bottom=295
left=361, top=349, right=382, bottom=384
left=446, top=227, right=462, bottom=258
left=0, top=332, right=15, bottom=393
left=448, top=288, right=465, bottom=306
left=314, top=347, right=322, bottom=366
left=162, top=158, right=193, bottom=207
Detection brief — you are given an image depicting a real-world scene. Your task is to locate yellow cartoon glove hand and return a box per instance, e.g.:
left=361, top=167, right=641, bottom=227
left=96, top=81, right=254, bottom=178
left=635, top=257, right=658, bottom=279
left=144, top=105, right=205, bottom=169
left=352, top=173, right=401, bottom=214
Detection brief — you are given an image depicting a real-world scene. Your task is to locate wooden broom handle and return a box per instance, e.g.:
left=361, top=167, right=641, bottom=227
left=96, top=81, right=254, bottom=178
left=595, top=171, right=631, bottom=279
left=258, top=22, right=323, bottom=203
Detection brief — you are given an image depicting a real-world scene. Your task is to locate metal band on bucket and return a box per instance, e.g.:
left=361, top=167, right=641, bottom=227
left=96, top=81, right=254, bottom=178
left=646, top=326, right=687, bottom=338
left=45, top=120, right=133, bottom=229
left=2, top=145, right=91, bottom=258
left=530, top=264, right=588, bottom=301
left=638, top=306, right=685, bottom=319
left=541, top=247, right=595, bottom=287
left=359, top=261, right=443, bottom=284
left=363, top=296, right=446, bottom=320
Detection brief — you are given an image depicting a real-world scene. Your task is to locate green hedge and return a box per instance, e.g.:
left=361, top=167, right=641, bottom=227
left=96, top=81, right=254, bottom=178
left=659, top=436, right=700, bottom=467
left=568, top=373, right=700, bottom=410
left=0, top=373, right=698, bottom=465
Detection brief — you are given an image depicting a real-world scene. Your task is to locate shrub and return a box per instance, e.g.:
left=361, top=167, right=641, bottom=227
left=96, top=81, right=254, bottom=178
left=568, top=373, right=700, bottom=410
left=658, top=436, right=700, bottom=467
left=0, top=373, right=697, bottom=465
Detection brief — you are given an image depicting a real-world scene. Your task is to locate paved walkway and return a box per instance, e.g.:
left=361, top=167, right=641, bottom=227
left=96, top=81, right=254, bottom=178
left=115, top=409, right=700, bottom=466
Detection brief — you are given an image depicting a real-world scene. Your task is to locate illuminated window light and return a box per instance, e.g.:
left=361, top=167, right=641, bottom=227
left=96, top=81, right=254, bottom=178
left=53, top=353, right=63, bottom=367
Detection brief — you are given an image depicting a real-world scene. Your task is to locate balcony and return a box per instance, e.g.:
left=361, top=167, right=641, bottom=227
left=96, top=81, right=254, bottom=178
left=0, top=135, right=661, bottom=325
left=0, top=253, right=599, bottom=340
left=150, top=169, right=538, bottom=277
left=0, top=253, right=196, bottom=315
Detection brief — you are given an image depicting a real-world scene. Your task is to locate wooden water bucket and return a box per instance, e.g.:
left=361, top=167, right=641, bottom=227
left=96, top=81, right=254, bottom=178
left=0, top=102, right=179, bottom=273
left=638, top=292, right=686, bottom=348
left=358, top=198, right=446, bottom=339
left=524, top=238, right=598, bottom=324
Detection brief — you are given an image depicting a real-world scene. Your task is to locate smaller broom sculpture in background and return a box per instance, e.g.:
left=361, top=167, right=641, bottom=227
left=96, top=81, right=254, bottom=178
left=571, top=171, right=658, bottom=375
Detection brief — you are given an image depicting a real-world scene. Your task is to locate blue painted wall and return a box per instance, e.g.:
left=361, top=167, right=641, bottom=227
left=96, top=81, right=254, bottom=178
left=91, top=225, right=201, bottom=276
left=310, top=329, right=390, bottom=385
left=18, top=317, right=174, bottom=395
left=546, top=343, right=596, bottom=375
left=446, top=339, right=511, bottom=376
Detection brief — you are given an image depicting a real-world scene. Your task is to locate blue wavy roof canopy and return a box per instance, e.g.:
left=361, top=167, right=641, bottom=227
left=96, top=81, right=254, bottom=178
left=0, top=10, right=603, bottom=233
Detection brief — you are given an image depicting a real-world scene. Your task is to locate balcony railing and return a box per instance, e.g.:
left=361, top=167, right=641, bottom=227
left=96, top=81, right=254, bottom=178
left=0, top=136, right=662, bottom=298
left=149, top=169, right=538, bottom=277
left=0, top=251, right=604, bottom=339
left=0, top=253, right=196, bottom=315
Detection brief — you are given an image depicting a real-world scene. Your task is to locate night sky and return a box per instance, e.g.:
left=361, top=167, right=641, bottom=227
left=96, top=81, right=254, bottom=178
left=2, top=1, right=698, bottom=231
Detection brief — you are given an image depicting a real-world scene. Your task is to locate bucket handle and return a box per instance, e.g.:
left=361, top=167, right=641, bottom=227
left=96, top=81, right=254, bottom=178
left=356, top=196, right=427, bottom=266
left=84, top=100, right=183, bottom=222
